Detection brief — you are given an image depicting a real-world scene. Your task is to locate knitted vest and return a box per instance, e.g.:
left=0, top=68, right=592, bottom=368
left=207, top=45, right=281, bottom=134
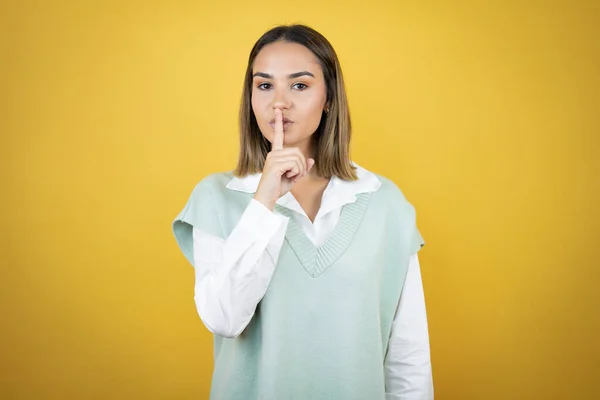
left=173, top=171, right=424, bottom=400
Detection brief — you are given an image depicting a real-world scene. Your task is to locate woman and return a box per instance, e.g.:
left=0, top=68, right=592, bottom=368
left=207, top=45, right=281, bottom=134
left=173, top=24, right=433, bottom=400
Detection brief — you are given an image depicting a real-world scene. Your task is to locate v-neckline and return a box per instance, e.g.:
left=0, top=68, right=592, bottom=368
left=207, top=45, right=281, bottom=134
left=274, top=192, right=372, bottom=278
left=285, top=177, right=334, bottom=224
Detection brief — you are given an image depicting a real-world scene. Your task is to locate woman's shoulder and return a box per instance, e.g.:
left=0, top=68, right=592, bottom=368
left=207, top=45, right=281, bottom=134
left=184, top=170, right=236, bottom=203
left=368, top=172, right=409, bottom=201
left=366, top=171, right=416, bottom=216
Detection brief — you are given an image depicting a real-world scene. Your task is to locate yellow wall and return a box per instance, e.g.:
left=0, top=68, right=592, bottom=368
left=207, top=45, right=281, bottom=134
left=2, top=1, right=598, bottom=398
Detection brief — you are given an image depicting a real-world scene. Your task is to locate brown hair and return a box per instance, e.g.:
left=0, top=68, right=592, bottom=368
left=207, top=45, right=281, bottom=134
left=233, top=24, right=357, bottom=180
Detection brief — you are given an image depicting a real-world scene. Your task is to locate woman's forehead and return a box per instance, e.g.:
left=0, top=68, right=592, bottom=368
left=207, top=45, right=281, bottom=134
left=253, top=42, right=322, bottom=77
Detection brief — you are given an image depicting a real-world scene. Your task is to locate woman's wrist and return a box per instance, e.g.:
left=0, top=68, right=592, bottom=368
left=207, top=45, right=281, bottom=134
left=253, top=194, right=275, bottom=211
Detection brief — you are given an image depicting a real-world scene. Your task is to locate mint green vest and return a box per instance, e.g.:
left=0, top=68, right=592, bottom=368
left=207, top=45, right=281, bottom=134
left=173, top=171, right=424, bottom=400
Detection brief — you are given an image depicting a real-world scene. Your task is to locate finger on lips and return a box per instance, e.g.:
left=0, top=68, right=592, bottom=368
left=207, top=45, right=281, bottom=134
left=272, top=108, right=284, bottom=151
left=271, top=110, right=310, bottom=180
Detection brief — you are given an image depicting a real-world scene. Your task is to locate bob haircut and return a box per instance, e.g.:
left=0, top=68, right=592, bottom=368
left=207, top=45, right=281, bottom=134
left=233, top=24, right=358, bottom=180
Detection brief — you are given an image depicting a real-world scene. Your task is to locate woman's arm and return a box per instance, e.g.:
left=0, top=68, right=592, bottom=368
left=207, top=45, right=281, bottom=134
left=192, top=198, right=288, bottom=338
left=384, top=253, right=434, bottom=399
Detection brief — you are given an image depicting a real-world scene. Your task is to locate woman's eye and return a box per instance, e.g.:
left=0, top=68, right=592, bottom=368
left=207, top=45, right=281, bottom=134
left=293, top=83, right=307, bottom=90
left=257, top=83, right=271, bottom=90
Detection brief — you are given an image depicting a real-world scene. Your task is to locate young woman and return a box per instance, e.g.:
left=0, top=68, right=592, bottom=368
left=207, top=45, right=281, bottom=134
left=173, top=24, right=432, bottom=400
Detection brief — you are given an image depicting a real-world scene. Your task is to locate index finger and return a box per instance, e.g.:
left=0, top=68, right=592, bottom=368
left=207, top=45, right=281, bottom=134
left=272, top=108, right=284, bottom=151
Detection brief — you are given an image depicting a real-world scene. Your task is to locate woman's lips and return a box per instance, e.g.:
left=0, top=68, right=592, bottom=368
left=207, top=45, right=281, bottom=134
left=269, top=121, right=294, bottom=130
left=269, top=116, right=293, bottom=124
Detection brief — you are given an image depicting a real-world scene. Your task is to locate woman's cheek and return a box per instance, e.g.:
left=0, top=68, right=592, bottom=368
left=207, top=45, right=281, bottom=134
left=305, top=113, right=321, bottom=135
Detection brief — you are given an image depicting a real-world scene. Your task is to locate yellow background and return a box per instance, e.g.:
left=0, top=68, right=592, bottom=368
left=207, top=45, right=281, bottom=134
left=2, top=1, right=598, bottom=399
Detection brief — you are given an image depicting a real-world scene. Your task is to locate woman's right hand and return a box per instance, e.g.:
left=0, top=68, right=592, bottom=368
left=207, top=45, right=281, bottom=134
left=253, top=108, right=315, bottom=210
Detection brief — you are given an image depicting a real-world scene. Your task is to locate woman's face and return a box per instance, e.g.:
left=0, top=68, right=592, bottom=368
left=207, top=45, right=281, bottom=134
left=251, top=41, right=328, bottom=150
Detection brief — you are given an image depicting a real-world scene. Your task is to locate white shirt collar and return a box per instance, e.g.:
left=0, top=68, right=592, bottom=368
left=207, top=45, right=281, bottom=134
left=226, top=162, right=381, bottom=221
left=226, top=161, right=380, bottom=194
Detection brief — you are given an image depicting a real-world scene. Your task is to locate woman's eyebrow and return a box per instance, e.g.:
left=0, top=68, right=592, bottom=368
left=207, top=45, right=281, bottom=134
left=252, top=71, right=315, bottom=79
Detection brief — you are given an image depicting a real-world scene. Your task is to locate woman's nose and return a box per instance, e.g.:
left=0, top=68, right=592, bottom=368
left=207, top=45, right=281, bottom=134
left=272, top=88, right=290, bottom=109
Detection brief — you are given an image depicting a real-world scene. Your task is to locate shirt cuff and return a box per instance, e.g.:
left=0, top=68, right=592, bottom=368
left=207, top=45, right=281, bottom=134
left=238, top=198, right=289, bottom=240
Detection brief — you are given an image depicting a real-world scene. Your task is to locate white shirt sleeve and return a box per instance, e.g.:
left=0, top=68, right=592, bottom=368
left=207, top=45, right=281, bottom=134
left=192, top=198, right=289, bottom=338
left=384, top=253, right=434, bottom=399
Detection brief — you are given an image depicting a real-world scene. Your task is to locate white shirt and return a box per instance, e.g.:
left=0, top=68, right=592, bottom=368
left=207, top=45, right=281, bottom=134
left=191, top=163, right=433, bottom=399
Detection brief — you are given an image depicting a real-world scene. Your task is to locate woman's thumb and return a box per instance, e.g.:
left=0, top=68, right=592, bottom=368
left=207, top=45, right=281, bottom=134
left=307, top=158, right=315, bottom=171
